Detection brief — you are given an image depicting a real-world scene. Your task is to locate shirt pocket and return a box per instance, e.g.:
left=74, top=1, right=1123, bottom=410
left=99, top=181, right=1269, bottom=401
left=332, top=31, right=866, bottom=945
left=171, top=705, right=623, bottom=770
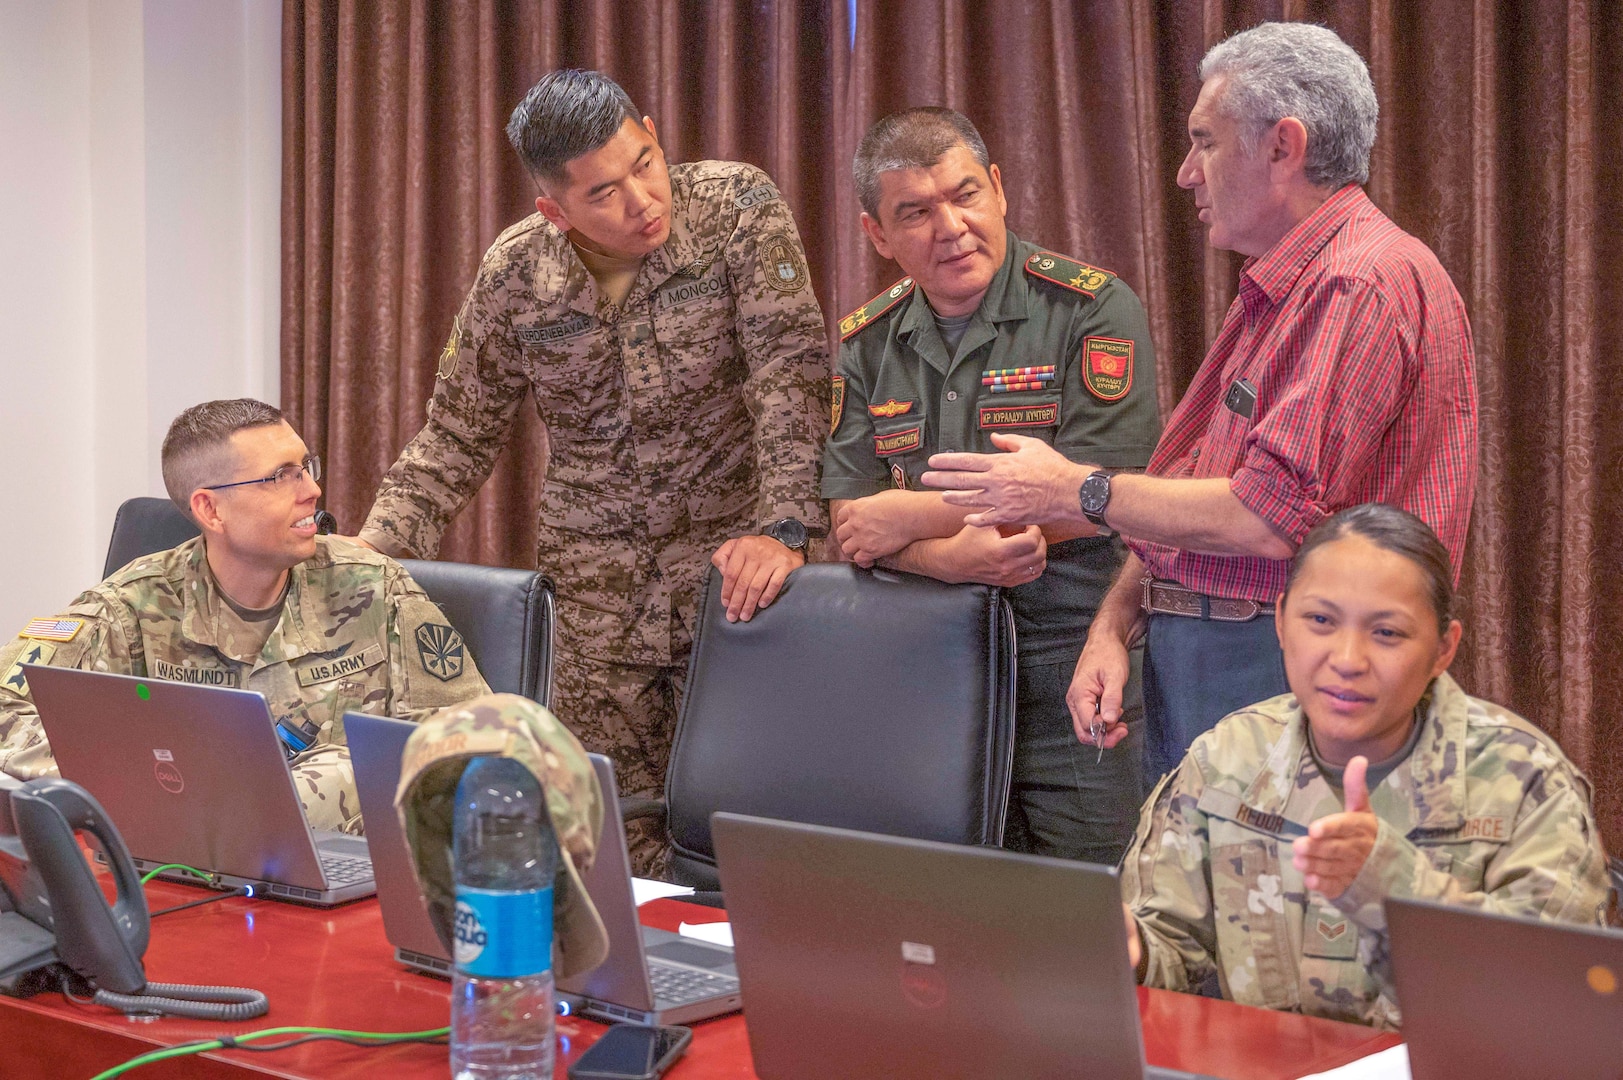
left=1210, top=836, right=1300, bottom=1011
left=1412, top=825, right=1511, bottom=888
left=653, top=269, right=741, bottom=398
left=870, top=416, right=925, bottom=489
left=515, top=318, right=628, bottom=439
left=538, top=478, right=640, bottom=537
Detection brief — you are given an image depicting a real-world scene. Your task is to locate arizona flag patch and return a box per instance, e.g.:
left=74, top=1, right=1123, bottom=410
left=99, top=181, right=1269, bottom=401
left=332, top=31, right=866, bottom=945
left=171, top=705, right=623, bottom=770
left=1082, top=336, right=1134, bottom=401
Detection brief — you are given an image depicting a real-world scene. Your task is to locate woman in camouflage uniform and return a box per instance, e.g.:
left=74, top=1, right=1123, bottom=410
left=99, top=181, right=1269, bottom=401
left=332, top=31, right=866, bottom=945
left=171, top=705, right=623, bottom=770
left=1121, top=503, right=1609, bottom=1029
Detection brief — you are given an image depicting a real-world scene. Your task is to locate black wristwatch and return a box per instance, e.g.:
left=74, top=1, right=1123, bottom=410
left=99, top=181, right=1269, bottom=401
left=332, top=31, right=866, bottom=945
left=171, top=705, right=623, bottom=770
left=1078, top=470, right=1113, bottom=526
left=762, top=518, right=810, bottom=553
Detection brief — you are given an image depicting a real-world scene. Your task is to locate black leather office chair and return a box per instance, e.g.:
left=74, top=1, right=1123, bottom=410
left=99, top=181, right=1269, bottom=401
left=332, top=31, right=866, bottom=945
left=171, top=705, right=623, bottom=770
left=101, top=497, right=554, bottom=704
left=663, top=562, right=1017, bottom=890
left=103, top=497, right=202, bottom=578
left=398, top=560, right=555, bottom=706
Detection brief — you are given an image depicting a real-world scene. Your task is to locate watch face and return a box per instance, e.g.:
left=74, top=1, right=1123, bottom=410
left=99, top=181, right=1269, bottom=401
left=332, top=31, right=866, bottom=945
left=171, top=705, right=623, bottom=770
left=768, top=518, right=808, bottom=549
left=1080, top=473, right=1111, bottom=518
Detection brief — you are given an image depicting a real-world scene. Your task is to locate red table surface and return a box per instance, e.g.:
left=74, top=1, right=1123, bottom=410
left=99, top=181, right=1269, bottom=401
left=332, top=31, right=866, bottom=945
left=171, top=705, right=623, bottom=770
left=0, top=879, right=1398, bottom=1079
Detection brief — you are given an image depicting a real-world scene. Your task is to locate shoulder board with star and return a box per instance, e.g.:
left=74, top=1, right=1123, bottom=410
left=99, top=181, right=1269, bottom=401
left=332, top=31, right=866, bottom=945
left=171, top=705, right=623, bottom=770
left=1023, top=251, right=1116, bottom=298
left=838, top=277, right=915, bottom=341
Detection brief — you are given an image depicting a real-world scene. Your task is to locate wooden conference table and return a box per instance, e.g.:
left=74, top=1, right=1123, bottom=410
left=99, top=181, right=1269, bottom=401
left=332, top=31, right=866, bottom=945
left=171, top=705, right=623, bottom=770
left=0, top=879, right=1400, bottom=1079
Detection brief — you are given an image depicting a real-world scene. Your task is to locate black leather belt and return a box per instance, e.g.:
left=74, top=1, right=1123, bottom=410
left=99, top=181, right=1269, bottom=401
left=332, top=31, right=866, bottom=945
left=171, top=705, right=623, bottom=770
left=1141, top=576, right=1274, bottom=623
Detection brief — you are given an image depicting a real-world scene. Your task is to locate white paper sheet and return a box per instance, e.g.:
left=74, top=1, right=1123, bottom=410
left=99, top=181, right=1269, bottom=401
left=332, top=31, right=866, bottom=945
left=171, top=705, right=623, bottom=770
left=677, top=920, right=735, bottom=948
left=1294, top=1044, right=1410, bottom=1080
left=631, top=877, right=696, bottom=906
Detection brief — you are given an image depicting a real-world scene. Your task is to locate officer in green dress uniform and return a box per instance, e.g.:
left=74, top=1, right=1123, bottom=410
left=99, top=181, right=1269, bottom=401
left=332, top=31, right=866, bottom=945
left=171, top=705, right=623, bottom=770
left=823, top=108, right=1162, bottom=863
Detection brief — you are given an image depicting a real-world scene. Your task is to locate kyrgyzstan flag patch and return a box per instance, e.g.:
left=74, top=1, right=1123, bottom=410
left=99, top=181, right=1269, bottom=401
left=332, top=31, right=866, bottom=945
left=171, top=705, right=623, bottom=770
left=1082, top=336, right=1134, bottom=401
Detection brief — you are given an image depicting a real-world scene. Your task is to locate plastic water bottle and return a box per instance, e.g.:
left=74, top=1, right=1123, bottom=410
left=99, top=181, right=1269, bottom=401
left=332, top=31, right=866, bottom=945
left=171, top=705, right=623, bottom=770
left=451, top=756, right=559, bottom=1079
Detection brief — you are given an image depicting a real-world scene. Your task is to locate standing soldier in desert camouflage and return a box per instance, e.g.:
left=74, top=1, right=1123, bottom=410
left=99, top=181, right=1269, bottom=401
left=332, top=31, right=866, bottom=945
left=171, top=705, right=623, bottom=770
left=355, top=70, right=829, bottom=875
left=0, top=399, right=489, bottom=833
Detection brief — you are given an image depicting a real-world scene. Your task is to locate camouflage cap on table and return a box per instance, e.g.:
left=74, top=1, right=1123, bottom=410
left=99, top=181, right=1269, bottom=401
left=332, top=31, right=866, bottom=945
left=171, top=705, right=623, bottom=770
left=395, top=693, right=608, bottom=979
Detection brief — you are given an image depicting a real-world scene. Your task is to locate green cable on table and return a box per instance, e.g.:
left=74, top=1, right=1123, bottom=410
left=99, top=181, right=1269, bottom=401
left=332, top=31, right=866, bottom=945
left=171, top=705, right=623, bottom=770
left=87, top=1025, right=452, bottom=1079
left=138, top=863, right=211, bottom=884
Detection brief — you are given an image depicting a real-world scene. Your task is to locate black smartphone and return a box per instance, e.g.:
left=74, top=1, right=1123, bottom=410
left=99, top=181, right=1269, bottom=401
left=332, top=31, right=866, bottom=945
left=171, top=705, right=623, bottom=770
left=567, top=1023, right=693, bottom=1080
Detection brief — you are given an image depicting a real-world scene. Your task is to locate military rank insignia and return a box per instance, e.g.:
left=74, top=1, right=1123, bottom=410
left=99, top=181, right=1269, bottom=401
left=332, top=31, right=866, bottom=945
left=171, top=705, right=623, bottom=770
left=830, top=375, right=846, bottom=435
left=415, top=623, right=466, bottom=682
left=2, top=641, right=55, bottom=695
left=1023, top=251, right=1116, bottom=297
left=759, top=233, right=805, bottom=293
left=890, top=461, right=908, bottom=490
left=1082, top=336, right=1134, bottom=401
left=839, top=278, right=914, bottom=340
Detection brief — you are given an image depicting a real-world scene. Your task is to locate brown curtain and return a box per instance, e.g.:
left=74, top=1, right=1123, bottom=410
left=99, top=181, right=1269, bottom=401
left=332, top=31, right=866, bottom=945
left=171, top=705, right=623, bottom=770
left=283, top=1, right=1623, bottom=850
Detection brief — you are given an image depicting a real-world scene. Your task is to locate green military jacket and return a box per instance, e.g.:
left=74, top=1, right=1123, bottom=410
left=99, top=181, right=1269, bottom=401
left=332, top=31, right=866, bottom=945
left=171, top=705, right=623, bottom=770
left=822, top=232, right=1161, bottom=663
left=361, top=161, right=830, bottom=667
left=0, top=537, right=489, bottom=831
left=1122, top=672, right=1609, bottom=1029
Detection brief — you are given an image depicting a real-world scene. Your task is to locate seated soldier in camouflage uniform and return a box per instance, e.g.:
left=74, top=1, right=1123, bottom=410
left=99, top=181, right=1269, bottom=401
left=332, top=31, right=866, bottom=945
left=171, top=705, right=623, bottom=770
left=1120, top=503, right=1609, bottom=1029
left=0, top=399, right=489, bottom=833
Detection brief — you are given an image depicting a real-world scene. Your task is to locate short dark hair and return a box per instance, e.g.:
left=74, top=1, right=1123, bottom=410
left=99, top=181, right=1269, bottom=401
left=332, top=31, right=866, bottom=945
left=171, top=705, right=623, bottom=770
left=506, top=69, right=642, bottom=184
left=853, top=106, right=990, bottom=218
left=161, top=398, right=285, bottom=520
left=1285, top=503, right=1455, bottom=632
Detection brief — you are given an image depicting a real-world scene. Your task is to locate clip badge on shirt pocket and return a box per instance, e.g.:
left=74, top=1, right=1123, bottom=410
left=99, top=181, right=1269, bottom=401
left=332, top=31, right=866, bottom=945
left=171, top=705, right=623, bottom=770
left=275, top=715, right=320, bottom=760
left=1224, top=378, right=1258, bottom=419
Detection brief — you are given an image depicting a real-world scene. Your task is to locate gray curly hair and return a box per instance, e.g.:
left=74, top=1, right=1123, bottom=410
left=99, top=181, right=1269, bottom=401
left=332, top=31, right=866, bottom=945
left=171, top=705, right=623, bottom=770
left=1199, top=22, right=1378, bottom=189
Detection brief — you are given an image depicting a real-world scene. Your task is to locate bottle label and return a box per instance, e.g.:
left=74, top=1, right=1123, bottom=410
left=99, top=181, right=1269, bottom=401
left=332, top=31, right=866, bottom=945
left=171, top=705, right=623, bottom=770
left=453, top=886, right=554, bottom=978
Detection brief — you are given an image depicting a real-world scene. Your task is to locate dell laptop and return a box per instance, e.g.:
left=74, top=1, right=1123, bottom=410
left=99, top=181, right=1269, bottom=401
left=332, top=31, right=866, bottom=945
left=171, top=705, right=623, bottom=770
left=712, top=813, right=1218, bottom=1080
left=26, top=666, right=373, bottom=906
left=1389, top=896, right=1623, bottom=1080
left=345, top=710, right=740, bottom=1025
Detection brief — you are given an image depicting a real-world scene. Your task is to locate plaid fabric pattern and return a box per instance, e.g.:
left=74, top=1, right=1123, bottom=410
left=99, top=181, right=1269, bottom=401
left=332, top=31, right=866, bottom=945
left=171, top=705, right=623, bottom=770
left=1132, top=185, right=1478, bottom=601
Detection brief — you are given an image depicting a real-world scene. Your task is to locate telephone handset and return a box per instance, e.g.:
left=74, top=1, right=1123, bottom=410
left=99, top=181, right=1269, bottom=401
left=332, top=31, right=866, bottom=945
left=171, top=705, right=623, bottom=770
left=0, top=774, right=267, bottom=1018
left=0, top=774, right=147, bottom=995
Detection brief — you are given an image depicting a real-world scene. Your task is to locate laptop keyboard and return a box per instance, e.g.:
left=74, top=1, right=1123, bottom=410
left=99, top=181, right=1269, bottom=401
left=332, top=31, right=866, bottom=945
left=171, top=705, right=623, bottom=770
left=649, top=961, right=739, bottom=1006
left=319, top=851, right=374, bottom=886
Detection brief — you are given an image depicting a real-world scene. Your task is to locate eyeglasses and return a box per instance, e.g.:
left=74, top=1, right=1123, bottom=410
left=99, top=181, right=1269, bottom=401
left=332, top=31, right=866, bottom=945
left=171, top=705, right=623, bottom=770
left=202, top=455, right=321, bottom=492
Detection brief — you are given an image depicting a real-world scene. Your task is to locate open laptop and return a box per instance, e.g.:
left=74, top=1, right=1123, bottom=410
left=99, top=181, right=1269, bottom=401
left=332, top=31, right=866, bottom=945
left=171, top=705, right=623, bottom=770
left=25, top=666, right=373, bottom=906
left=712, top=813, right=1218, bottom=1080
left=345, top=711, right=741, bottom=1025
left=1389, top=897, right=1623, bottom=1079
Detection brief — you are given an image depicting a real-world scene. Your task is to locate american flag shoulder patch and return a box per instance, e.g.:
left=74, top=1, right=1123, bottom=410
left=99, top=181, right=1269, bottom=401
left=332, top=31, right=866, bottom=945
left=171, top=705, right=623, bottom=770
left=21, top=618, right=85, bottom=643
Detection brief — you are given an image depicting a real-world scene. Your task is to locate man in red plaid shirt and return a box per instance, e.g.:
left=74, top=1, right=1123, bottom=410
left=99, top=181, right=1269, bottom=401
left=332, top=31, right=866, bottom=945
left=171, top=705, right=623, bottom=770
left=921, top=22, right=1478, bottom=781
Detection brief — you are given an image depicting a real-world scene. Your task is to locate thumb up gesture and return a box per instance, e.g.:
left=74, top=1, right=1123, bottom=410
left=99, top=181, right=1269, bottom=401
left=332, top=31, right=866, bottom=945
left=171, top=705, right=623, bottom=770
left=1290, top=756, right=1380, bottom=900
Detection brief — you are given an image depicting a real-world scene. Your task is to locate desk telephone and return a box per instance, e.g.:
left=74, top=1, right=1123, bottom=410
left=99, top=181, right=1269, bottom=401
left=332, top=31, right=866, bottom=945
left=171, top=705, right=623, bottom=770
left=0, top=773, right=265, bottom=1019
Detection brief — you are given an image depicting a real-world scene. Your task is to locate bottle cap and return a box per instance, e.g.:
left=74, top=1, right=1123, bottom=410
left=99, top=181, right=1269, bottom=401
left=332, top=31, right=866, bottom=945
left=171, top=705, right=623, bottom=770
left=395, top=693, right=609, bottom=978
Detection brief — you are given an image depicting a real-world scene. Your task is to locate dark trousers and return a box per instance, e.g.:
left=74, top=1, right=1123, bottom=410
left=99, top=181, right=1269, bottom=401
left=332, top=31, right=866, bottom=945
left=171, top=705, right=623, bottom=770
left=1142, top=613, right=1288, bottom=783
left=1002, top=648, right=1145, bottom=867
